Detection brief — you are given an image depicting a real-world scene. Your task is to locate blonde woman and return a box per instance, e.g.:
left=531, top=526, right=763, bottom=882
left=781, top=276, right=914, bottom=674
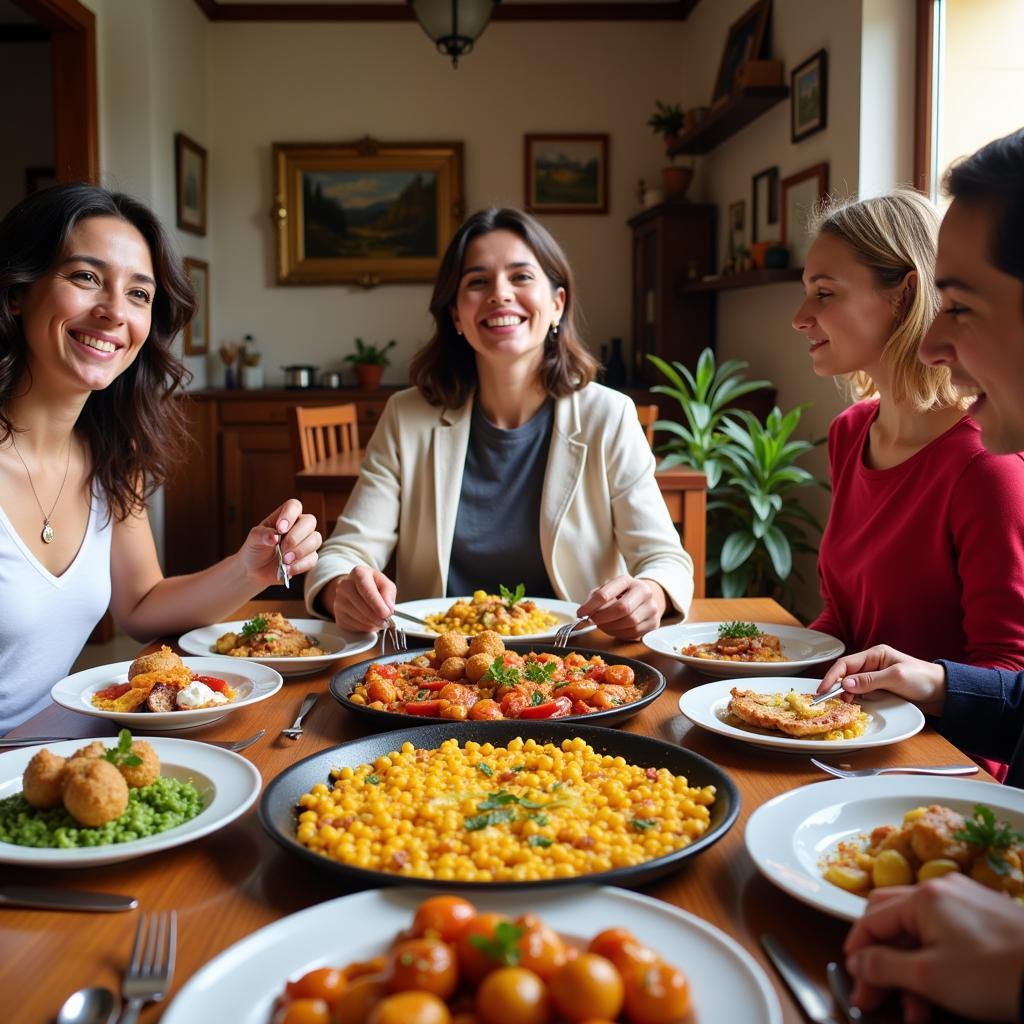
left=792, top=188, right=1024, bottom=684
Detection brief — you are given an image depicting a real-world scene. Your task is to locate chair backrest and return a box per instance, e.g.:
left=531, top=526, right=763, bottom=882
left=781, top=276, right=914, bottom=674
left=288, top=403, right=359, bottom=473
left=635, top=403, right=659, bottom=449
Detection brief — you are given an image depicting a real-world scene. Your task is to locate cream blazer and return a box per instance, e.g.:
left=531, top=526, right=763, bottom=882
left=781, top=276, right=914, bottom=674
left=305, top=383, right=694, bottom=616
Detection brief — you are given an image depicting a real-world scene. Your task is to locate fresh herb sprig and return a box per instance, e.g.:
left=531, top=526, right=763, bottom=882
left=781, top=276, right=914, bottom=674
left=717, top=621, right=762, bottom=640
left=954, top=804, right=1024, bottom=875
left=242, top=615, right=268, bottom=638
left=524, top=661, right=557, bottom=686
left=499, top=583, right=526, bottom=609
left=468, top=921, right=524, bottom=965
left=102, top=729, right=142, bottom=768
left=482, top=657, right=521, bottom=690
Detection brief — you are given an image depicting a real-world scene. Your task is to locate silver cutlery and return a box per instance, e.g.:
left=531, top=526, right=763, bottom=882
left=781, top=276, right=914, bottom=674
left=119, top=910, right=176, bottom=1024
left=381, top=617, right=408, bottom=653
left=0, top=736, right=80, bottom=748
left=0, top=731, right=265, bottom=752
left=0, top=885, right=137, bottom=913
left=391, top=608, right=430, bottom=627
left=553, top=617, right=589, bottom=649
left=827, top=961, right=866, bottom=1022
left=56, top=986, right=120, bottom=1024
left=281, top=693, right=318, bottom=739
left=214, top=729, right=265, bottom=752
left=810, top=757, right=979, bottom=779
left=761, top=933, right=842, bottom=1024
left=810, top=682, right=846, bottom=706
left=275, top=542, right=290, bottom=589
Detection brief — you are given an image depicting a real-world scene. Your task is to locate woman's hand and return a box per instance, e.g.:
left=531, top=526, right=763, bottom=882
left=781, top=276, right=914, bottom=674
left=817, top=645, right=947, bottom=716
left=844, top=873, right=1024, bottom=1022
left=240, top=499, right=320, bottom=586
left=330, top=565, right=396, bottom=633
left=576, top=576, right=667, bottom=641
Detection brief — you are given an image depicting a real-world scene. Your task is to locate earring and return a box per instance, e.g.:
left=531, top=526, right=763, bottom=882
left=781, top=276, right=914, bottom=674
left=551, top=321, right=560, bottom=336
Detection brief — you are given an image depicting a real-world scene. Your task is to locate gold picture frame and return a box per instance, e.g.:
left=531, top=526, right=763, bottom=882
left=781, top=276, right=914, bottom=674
left=272, top=137, right=464, bottom=287
left=182, top=257, right=209, bottom=355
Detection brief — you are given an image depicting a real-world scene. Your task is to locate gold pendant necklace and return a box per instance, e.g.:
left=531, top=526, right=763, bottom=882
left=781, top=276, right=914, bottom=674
left=8, top=433, right=72, bottom=545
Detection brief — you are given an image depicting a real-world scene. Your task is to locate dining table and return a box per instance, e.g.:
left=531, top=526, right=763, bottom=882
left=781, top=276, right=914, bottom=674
left=0, top=596, right=990, bottom=1023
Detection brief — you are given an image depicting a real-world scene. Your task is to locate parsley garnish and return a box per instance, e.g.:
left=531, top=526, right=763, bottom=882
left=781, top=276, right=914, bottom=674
left=366, top=774, right=381, bottom=785
left=531, top=813, right=550, bottom=826
left=528, top=835, right=553, bottom=848
left=102, top=729, right=142, bottom=767
left=477, top=763, right=494, bottom=777
left=482, top=657, right=521, bottom=689
left=465, top=808, right=518, bottom=831
left=415, top=689, right=429, bottom=701
left=525, top=661, right=558, bottom=685
left=531, top=691, right=544, bottom=706
left=717, top=621, right=762, bottom=639
left=468, top=921, right=523, bottom=965
left=241, top=614, right=267, bottom=638
left=630, top=818, right=657, bottom=831
left=464, top=789, right=573, bottom=832
left=499, top=583, right=526, bottom=609
left=954, top=804, right=1024, bottom=875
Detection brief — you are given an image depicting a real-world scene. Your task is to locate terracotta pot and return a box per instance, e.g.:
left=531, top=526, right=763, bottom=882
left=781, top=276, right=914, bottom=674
left=353, top=363, right=384, bottom=390
left=662, top=165, right=694, bottom=198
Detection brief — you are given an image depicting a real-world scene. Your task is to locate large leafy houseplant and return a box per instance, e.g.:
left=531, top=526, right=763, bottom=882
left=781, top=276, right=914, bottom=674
left=648, top=349, right=828, bottom=602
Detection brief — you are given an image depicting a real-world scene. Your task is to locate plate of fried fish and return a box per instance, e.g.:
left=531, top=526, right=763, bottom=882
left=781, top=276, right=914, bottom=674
left=179, top=612, right=376, bottom=678
left=678, top=676, right=924, bottom=752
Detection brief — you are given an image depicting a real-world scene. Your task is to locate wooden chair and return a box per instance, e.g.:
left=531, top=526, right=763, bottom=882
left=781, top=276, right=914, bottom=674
left=288, top=403, right=358, bottom=473
left=635, top=403, right=659, bottom=449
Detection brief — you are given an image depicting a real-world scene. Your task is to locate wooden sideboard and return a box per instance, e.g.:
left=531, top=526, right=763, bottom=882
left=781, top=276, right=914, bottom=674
left=163, top=388, right=396, bottom=575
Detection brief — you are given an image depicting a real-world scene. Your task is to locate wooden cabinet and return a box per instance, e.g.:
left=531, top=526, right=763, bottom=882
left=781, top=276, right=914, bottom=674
left=629, top=202, right=716, bottom=386
left=163, top=388, right=396, bottom=575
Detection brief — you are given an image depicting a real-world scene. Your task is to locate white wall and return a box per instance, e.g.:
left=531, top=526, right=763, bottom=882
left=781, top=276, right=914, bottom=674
left=0, top=40, right=52, bottom=214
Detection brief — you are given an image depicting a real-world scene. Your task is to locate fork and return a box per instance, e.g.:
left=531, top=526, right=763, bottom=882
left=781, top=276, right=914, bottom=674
left=810, top=757, right=979, bottom=778
left=275, top=541, right=290, bottom=589
left=391, top=608, right=429, bottom=628
left=552, top=617, right=588, bottom=649
left=281, top=693, right=318, bottom=740
left=119, top=910, right=176, bottom=1024
left=204, top=729, right=264, bottom=752
left=381, top=617, right=408, bottom=653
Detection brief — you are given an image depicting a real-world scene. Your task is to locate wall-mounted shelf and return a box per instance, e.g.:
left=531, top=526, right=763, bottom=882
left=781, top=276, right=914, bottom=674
left=681, top=267, right=803, bottom=293
left=667, top=85, right=789, bottom=155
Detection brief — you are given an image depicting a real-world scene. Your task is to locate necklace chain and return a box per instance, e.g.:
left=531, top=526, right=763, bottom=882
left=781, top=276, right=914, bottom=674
left=8, top=433, right=72, bottom=544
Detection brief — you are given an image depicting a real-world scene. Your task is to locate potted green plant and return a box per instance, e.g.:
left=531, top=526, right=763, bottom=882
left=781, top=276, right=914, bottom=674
left=647, top=100, right=693, bottom=198
left=345, top=337, right=396, bottom=390
left=648, top=349, right=828, bottom=607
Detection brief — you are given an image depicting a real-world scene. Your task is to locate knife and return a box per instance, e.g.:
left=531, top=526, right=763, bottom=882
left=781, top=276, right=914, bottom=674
left=0, top=886, right=137, bottom=913
left=0, top=737, right=80, bottom=748
left=761, top=933, right=841, bottom=1024
left=827, top=961, right=865, bottom=1022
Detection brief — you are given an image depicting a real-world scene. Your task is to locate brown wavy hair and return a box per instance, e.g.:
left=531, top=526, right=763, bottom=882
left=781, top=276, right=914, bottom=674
left=0, top=183, right=195, bottom=521
left=410, top=207, right=597, bottom=408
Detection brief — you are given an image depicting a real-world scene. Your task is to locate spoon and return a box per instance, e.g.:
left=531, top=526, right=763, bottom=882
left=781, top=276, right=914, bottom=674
left=56, top=986, right=120, bottom=1024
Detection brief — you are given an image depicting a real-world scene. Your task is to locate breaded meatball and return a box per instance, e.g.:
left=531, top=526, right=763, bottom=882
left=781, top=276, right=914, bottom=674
left=22, top=749, right=67, bottom=809
left=438, top=657, right=467, bottom=681
left=116, top=740, right=161, bottom=789
left=465, top=653, right=496, bottom=683
left=62, top=758, right=129, bottom=827
left=468, top=631, right=505, bottom=660
left=71, top=740, right=106, bottom=761
left=434, top=631, right=470, bottom=661
left=128, top=644, right=184, bottom=681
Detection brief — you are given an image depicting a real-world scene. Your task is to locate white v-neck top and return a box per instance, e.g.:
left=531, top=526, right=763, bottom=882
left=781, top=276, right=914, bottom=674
left=0, top=488, right=113, bottom=733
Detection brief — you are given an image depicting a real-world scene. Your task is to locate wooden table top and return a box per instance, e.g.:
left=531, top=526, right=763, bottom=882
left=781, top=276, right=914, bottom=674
left=0, top=598, right=987, bottom=1023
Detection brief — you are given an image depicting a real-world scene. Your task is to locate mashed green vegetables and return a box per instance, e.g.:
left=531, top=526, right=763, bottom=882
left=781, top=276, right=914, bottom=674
left=0, top=777, right=203, bottom=848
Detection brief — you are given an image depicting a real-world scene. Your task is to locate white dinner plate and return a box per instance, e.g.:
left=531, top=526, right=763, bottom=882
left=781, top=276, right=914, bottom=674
left=178, top=619, right=376, bottom=677
left=678, top=676, right=925, bottom=753
left=394, top=596, right=596, bottom=641
left=163, top=886, right=782, bottom=1024
left=0, top=737, right=261, bottom=868
left=745, top=775, right=1023, bottom=921
left=643, top=621, right=844, bottom=678
left=51, top=657, right=283, bottom=730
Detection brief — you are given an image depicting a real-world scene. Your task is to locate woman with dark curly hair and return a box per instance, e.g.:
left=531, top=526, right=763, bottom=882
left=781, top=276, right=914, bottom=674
left=307, top=207, right=693, bottom=641
left=0, top=184, right=320, bottom=732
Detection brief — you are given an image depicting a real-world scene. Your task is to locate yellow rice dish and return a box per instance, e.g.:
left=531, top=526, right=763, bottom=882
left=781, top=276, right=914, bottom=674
left=424, top=588, right=559, bottom=637
left=295, top=736, right=716, bottom=882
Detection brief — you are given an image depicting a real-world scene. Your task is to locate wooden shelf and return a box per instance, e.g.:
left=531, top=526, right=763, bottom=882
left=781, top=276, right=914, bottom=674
left=681, top=267, right=803, bottom=293
left=667, top=85, right=789, bottom=155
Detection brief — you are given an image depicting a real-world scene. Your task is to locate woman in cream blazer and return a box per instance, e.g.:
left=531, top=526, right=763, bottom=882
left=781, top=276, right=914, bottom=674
left=306, top=208, right=694, bottom=640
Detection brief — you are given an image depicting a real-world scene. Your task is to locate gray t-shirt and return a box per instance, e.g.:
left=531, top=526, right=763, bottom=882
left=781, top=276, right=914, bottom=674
left=446, top=399, right=556, bottom=597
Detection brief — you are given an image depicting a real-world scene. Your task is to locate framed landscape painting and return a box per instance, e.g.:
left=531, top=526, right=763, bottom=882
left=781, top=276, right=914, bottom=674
left=175, top=133, right=207, bottom=236
left=272, top=138, right=464, bottom=286
left=182, top=257, right=209, bottom=355
left=524, top=134, right=609, bottom=215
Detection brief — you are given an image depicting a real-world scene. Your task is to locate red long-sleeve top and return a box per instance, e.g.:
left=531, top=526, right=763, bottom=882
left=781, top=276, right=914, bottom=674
left=809, top=400, right=1024, bottom=670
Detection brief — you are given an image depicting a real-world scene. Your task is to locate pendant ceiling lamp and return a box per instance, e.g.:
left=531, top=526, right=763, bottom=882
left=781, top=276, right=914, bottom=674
left=408, top=0, right=501, bottom=68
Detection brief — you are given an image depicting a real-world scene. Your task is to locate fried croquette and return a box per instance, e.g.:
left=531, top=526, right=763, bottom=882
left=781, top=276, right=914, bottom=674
left=464, top=653, right=495, bottom=683
left=728, top=688, right=863, bottom=737
left=128, top=645, right=185, bottom=681
left=71, top=740, right=106, bottom=761
left=22, top=749, right=67, bottom=809
left=468, top=630, right=505, bottom=660
left=61, top=758, right=129, bottom=827
left=434, top=631, right=470, bottom=661
left=117, top=740, right=161, bottom=789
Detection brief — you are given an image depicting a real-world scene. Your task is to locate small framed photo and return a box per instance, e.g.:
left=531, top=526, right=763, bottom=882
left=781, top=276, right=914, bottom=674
left=182, top=257, right=209, bottom=355
left=751, top=166, right=779, bottom=243
left=728, top=199, right=746, bottom=260
left=711, top=0, right=771, bottom=105
left=781, top=163, right=829, bottom=268
left=524, top=134, right=609, bottom=215
left=175, top=132, right=207, bottom=236
left=791, top=49, right=828, bottom=143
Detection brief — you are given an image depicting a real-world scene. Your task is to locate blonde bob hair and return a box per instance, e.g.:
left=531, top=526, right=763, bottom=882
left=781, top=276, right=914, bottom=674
left=808, top=188, right=965, bottom=411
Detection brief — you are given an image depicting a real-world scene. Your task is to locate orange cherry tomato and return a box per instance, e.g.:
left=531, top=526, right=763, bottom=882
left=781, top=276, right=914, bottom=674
left=514, top=913, right=570, bottom=981
left=587, top=928, right=659, bottom=977
left=603, top=664, right=635, bottom=686
left=386, top=938, right=458, bottom=1000
left=548, top=953, right=625, bottom=1021
left=468, top=699, right=503, bottom=720
left=623, top=960, right=691, bottom=1024
left=456, top=912, right=513, bottom=985
left=475, top=966, right=551, bottom=1024
left=366, top=991, right=451, bottom=1024
left=284, top=967, right=347, bottom=1008
left=272, top=998, right=331, bottom=1024
left=95, top=683, right=131, bottom=700
left=499, top=690, right=529, bottom=718
left=412, top=895, right=478, bottom=942
left=194, top=674, right=229, bottom=692
left=343, top=957, right=388, bottom=981
left=332, top=973, right=388, bottom=1024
